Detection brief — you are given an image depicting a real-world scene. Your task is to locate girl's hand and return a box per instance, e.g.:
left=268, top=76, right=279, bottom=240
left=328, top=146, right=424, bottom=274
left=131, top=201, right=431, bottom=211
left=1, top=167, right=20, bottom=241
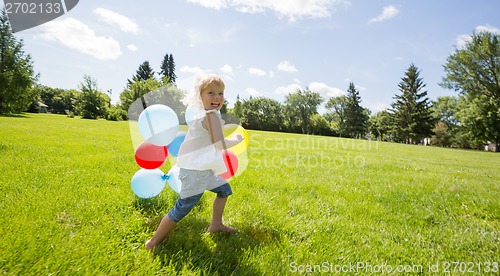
left=234, top=133, right=244, bottom=142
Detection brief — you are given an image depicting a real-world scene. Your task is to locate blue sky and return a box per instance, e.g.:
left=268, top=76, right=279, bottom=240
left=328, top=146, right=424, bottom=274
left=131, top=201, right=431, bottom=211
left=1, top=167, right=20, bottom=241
left=5, top=0, right=500, bottom=113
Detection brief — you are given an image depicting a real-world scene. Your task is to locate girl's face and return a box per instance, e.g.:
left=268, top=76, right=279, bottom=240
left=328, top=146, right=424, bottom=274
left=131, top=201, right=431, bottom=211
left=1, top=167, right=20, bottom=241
left=200, top=82, right=224, bottom=110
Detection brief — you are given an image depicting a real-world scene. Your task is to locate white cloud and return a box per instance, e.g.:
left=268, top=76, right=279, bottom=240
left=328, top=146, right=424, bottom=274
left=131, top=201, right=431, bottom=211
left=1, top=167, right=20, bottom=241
left=220, top=64, right=234, bottom=80
left=222, top=24, right=239, bottom=42
left=127, top=44, right=138, bottom=51
left=245, top=88, right=263, bottom=97
left=269, top=70, right=275, bottom=78
left=189, top=0, right=350, bottom=22
left=186, top=28, right=204, bottom=47
left=248, top=67, right=266, bottom=77
left=277, top=61, right=298, bottom=73
left=308, top=82, right=345, bottom=98
left=182, top=24, right=239, bottom=47
left=355, top=84, right=367, bottom=91
left=456, top=34, right=470, bottom=48
left=475, top=24, right=500, bottom=34
left=366, top=101, right=389, bottom=113
left=456, top=24, right=500, bottom=48
left=226, top=97, right=236, bottom=107
left=180, top=66, right=206, bottom=75
left=187, top=0, right=227, bottom=10
left=220, top=64, right=234, bottom=75
left=275, top=83, right=302, bottom=95
left=368, top=5, right=399, bottom=24
left=41, top=18, right=122, bottom=60
left=93, top=8, right=139, bottom=34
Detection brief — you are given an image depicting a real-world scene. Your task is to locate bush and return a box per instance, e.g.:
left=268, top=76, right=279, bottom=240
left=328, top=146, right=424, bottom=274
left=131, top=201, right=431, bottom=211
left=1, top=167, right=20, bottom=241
left=107, top=106, right=128, bottom=121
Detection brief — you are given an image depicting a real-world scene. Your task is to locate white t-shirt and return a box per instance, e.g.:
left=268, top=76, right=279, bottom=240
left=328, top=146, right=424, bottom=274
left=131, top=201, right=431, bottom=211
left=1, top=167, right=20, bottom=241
left=176, top=109, right=226, bottom=175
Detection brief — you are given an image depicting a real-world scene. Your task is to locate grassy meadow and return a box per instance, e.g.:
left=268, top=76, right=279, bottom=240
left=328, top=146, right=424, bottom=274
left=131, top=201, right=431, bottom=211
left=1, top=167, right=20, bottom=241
left=0, top=113, right=499, bottom=275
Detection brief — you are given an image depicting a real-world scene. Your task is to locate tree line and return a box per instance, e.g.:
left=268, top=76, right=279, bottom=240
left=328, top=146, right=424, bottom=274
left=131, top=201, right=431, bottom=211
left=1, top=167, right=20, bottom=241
left=1, top=9, right=498, bottom=151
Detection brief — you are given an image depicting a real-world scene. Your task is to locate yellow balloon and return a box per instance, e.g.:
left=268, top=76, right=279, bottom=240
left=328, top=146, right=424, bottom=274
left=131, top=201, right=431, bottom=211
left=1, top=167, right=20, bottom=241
left=222, top=124, right=249, bottom=155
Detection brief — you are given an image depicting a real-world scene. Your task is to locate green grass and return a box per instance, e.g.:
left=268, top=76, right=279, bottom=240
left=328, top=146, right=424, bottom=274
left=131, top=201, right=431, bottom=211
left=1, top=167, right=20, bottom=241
left=1, top=113, right=499, bottom=275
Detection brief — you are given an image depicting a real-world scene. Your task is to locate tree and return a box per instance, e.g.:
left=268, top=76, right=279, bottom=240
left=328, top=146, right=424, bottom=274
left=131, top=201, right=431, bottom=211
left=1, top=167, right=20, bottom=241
left=0, top=9, right=38, bottom=114
left=344, top=82, right=369, bottom=138
left=325, top=95, right=348, bottom=136
left=308, top=114, right=332, bottom=136
left=234, top=94, right=242, bottom=119
left=240, top=97, right=284, bottom=131
left=390, top=64, right=434, bottom=143
left=456, top=94, right=500, bottom=149
left=160, top=53, right=177, bottom=83
left=120, top=77, right=184, bottom=120
left=120, top=77, right=163, bottom=117
left=220, top=99, right=228, bottom=114
left=127, top=61, right=155, bottom=86
left=431, top=96, right=459, bottom=130
left=431, top=96, right=461, bottom=147
left=431, top=121, right=452, bottom=147
left=441, top=31, right=500, bottom=151
left=107, top=103, right=128, bottom=121
left=76, top=75, right=108, bottom=119
left=33, top=85, right=67, bottom=114
left=284, top=89, right=323, bottom=134
left=60, top=89, right=80, bottom=115
left=369, top=110, right=392, bottom=141
left=154, top=79, right=185, bottom=115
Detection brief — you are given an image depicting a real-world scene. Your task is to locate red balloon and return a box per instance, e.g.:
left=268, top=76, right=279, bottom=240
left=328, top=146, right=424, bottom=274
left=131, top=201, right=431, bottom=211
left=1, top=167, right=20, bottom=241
left=219, top=150, right=238, bottom=180
left=135, top=141, right=168, bottom=169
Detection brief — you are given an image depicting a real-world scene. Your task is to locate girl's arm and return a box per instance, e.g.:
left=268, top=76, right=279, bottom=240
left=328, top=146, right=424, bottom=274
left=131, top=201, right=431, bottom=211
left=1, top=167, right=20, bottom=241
left=223, top=134, right=244, bottom=148
left=204, top=112, right=243, bottom=150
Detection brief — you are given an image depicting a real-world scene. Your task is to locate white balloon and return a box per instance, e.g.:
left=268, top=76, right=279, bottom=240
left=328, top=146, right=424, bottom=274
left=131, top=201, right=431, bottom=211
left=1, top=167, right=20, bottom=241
left=138, top=104, right=179, bottom=146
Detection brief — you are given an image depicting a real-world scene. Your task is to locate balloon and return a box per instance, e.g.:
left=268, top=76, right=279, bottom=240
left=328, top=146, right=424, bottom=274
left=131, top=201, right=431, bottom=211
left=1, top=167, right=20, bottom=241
left=138, top=104, right=179, bottom=146
left=131, top=169, right=167, bottom=198
left=184, top=105, right=196, bottom=125
left=222, top=124, right=249, bottom=155
left=167, top=165, right=182, bottom=193
left=219, top=150, right=239, bottom=180
left=134, top=141, right=168, bottom=169
left=167, top=132, right=186, bottom=157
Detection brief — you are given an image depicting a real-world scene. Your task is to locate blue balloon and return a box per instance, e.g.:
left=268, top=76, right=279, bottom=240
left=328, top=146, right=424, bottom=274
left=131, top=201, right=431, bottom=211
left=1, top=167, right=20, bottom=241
left=168, top=132, right=186, bottom=157
left=131, top=169, right=166, bottom=198
left=184, top=105, right=196, bottom=125
left=167, top=165, right=182, bottom=193
left=138, top=104, right=179, bottom=146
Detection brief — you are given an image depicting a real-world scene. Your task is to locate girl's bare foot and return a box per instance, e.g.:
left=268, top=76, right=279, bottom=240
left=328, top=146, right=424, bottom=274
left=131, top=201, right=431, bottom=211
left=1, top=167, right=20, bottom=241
left=208, top=224, right=237, bottom=233
left=145, top=216, right=177, bottom=251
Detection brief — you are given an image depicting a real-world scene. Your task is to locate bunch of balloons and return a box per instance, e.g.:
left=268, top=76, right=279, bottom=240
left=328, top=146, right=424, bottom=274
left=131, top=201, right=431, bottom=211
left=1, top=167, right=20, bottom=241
left=130, top=104, right=249, bottom=198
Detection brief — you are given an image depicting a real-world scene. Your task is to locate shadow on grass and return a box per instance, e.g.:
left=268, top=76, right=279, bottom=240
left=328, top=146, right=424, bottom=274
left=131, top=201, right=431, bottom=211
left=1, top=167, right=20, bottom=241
left=150, top=217, right=279, bottom=275
left=133, top=194, right=280, bottom=274
left=0, top=113, right=29, bottom=118
left=133, top=196, right=171, bottom=217
left=132, top=193, right=210, bottom=230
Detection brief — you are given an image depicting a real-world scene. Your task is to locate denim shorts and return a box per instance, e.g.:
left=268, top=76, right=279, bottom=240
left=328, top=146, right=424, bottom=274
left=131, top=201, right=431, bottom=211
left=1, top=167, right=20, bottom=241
left=167, top=170, right=232, bottom=222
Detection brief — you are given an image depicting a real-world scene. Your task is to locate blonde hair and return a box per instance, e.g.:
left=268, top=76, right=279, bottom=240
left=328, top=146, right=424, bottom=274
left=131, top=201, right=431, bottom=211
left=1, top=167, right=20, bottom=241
left=183, top=73, right=225, bottom=110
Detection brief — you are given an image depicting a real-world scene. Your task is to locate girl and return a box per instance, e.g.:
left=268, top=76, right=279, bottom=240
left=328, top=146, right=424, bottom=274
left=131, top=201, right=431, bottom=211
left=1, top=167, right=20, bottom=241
left=145, top=74, right=243, bottom=250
